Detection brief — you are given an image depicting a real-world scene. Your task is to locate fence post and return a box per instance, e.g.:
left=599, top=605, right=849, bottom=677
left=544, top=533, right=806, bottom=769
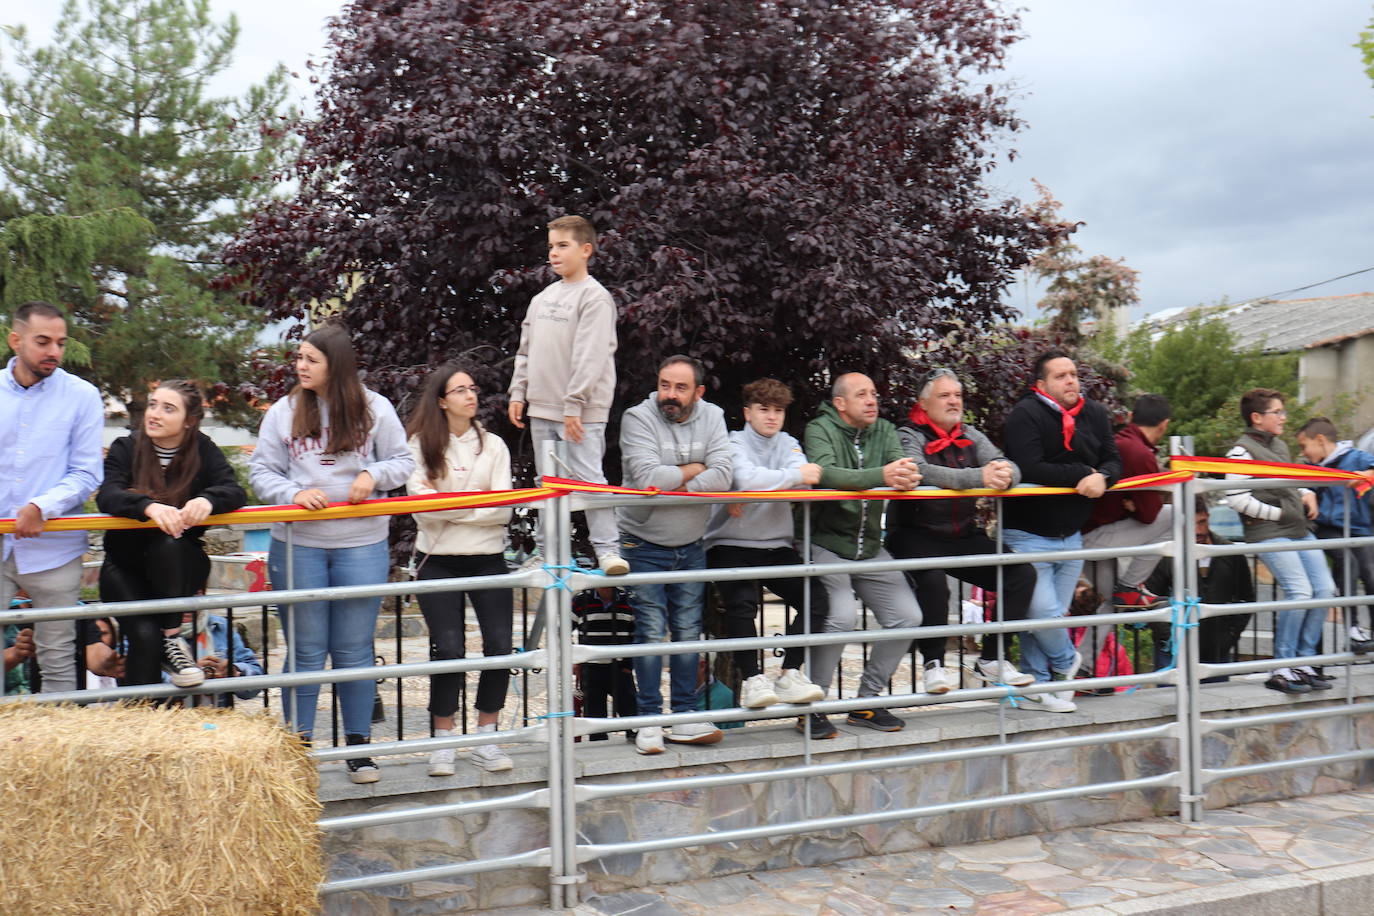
left=540, top=441, right=582, bottom=906
left=1175, top=475, right=1205, bottom=822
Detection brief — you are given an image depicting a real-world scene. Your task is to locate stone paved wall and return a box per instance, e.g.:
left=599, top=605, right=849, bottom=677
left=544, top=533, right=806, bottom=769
left=318, top=671, right=1374, bottom=914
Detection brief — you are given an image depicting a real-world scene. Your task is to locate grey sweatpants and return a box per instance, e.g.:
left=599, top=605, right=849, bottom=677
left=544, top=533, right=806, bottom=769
left=531, top=417, right=619, bottom=558
left=1, top=553, right=83, bottom=694
left=807, top=545, right=922, bottom=698
left=1083, top=505, right=1174, bottom=597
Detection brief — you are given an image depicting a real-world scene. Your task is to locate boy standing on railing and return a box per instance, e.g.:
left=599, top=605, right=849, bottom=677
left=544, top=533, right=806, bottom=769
left=1295, top=416, right=1374, bottom=656
left=1224, top=388, right=1336, bottom=693
left=508, top=215, right=627, bottom=576
left=0, top=301, right=104, bottom=694
left=618, top=355, right=733, bottom=754
left=703, top=379, right=827, bottom=716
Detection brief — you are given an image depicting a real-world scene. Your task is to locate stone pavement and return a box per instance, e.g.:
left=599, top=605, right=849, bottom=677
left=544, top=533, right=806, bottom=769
left=488, top=789, right=1374, bottom=916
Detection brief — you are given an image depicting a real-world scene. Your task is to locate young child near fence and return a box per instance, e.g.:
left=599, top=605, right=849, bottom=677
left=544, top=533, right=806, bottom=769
left=571, top=586, right=637, bottom=741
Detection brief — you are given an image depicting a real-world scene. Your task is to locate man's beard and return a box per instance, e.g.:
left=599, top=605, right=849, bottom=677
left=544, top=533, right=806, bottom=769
left=658, top=397, right=693, bottom=422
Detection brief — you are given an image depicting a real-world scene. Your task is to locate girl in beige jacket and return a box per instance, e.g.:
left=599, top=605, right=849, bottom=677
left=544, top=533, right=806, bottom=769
left=406, top=362, right=514, bottom=775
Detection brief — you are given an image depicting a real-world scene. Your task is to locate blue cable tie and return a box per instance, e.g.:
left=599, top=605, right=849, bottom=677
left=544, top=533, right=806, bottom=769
left=538, top=711, right=574, bottom=719
left=993, top=682, right=1020, bottom=708
left=541, top=563, right=580, bottom=592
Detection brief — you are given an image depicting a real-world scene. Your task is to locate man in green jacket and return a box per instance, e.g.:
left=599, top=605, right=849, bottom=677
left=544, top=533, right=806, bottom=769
left=801, top=372, right=922, bottom=736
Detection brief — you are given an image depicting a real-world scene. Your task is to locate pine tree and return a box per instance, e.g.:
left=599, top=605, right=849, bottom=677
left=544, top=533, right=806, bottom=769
left=0, top=0, right=296, bottom=426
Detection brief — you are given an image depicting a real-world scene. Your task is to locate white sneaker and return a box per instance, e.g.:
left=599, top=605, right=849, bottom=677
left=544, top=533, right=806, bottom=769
left=740, top=674, right=780, bottom=708
left=774, top=668, right=824, bottom=704
left=635, top=725, right=665, bottom=755
left=470, top=743, right=513, bottom=772
left=665, top=721, right=723, bottom=745
left=598, top=554, right=630, bottom=576
left=923, top=663, right=958, bottom=695
left=1033, top=690, right=1077, bottom=713
left=428, top=747, right=456, bottom=777
left=975, top=658, right=1034, bottom=688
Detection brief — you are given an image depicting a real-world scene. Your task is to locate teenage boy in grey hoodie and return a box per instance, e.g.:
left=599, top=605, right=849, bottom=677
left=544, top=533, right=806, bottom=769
left=508, top=215, right=626, bottom=575
left=618, top=355, right=732, bottom=754
left=703, top=379, right=827, bottom=719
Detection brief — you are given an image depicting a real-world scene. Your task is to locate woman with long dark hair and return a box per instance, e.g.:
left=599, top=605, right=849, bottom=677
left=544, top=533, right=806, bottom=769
left=249, top=324, right=414, bottom=783
left=406, top=362, right=514, bottom=774
left=97, top=380, right=247, bottom=690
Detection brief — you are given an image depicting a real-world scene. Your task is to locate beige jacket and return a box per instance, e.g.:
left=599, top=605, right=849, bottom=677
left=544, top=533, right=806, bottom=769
left=507, top=276, right=617, bottom=423
left=406, top=427, right=512, bottom=556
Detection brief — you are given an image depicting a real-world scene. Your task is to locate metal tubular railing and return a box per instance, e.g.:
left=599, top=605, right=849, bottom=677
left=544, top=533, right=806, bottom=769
left=3, top=461, right=1373, bottom=909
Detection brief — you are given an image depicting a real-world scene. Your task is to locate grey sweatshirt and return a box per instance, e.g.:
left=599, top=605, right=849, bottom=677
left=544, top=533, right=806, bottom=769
left=508, top=276, right=617, bottom=423
left=250, top=389, right=415, bottom=548
left=617, top=392, right=732, bottom=547
left=704, top=426, right=809, bottom=550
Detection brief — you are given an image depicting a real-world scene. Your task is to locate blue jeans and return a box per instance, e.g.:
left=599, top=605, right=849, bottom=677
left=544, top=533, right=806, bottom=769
left=621, top=535, right=706, bottom=715
left=269, top=537, right=389, bottom=740
left=1001, top=529, right=1082, bottom=683
left=1256, top=534, right=1337, bottom=661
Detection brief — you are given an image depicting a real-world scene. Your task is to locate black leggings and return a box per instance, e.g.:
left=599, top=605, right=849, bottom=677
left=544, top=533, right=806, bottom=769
left=101, top=533, right=210, bottom=686
left=415, top=552, right=513, bottom=718
left=887, top=529, right=1035, bottom=664
left=707, top=544, right=830, bottom=678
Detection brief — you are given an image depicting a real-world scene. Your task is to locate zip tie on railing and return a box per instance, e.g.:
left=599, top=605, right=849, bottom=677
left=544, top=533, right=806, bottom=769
left=541, top=563, right=581, bottom=592
left=1164, top=597, right=1201, bottom=659
left=537, top=711, right=574, bottom=719
left=993, top=682, right=1020, bottom=708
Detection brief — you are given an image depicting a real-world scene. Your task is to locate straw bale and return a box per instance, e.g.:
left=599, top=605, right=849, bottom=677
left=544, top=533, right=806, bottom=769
left=0, top=704, right=322, bottom=915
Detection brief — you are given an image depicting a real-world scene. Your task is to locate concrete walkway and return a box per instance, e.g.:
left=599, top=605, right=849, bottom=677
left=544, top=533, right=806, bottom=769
left=491, top=789, right=1374, bottom=916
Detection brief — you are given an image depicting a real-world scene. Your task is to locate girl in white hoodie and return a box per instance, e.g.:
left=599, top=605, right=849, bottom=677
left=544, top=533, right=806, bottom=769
left=405, top=362, right=514, bottom=775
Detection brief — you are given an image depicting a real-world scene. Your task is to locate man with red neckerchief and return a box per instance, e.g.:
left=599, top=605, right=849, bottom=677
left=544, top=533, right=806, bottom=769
left=1001, top=350, right=1121, bottom=712
left=886, top=368, right=1036, bottom=696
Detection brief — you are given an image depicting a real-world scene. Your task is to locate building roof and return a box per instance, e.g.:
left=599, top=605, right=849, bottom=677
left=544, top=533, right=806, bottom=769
left=1141, top=291, right=1374, bottom=353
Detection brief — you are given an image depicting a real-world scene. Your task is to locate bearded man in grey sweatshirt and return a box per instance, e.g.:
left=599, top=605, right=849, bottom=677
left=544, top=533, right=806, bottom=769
left=618, top=355, right=732, bottom=754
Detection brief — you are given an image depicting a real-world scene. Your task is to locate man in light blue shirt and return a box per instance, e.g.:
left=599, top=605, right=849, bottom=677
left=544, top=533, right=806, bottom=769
left=1, top=301, right=104, bottom=693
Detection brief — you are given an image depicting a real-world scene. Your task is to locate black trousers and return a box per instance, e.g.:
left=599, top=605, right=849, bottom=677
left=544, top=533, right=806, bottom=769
left=707, top=544, right=829, bottom=678
left=415, top=552, right=513, bottom=717
left=101, top=533, right=210, bottom=687
left=886, top=529, right=1035, bottom=664
left=579, top=660, right=637, bottom=740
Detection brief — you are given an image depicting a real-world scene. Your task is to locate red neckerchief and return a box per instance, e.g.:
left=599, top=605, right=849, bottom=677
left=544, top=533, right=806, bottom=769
left=908, top=403, right=972, bottom=454
left=1032, top=386, right=1084, bottom=450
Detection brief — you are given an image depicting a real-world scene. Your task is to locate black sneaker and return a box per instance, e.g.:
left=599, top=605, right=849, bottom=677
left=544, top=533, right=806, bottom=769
left=1264, top=671, right=1312, bottom=694
left=794, top=713, right=837, bottom=739
left=1351, top=629, right=1374, bottom=655
left=846, top=707, right=903, bottom=732
left=345, top=734, right=380, bottom=784
left=162, top=636, right=205, bottom=688
left=1295, top=667, right=1333, bottom=691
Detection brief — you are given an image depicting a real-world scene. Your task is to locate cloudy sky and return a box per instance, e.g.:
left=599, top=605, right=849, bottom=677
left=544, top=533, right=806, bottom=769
left=6, top=1, right=1373, bottom=321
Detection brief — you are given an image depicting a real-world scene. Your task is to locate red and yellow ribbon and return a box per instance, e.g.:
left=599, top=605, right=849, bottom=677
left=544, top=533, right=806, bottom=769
left=543, top=471, right=1193, bottom=501
left=0, top=487, right=559, bottom=535
left=3, top=458, right=1367, bottom=536
left=1171, top=456, right=1374, bottom=495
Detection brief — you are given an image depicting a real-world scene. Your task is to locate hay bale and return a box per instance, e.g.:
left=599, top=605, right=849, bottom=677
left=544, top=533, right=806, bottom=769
left=0, top=704, right=322, bottom=915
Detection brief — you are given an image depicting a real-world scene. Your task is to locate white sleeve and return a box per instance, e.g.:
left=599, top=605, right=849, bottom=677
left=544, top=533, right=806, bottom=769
left=1221, top=444, right=1281, bottom=521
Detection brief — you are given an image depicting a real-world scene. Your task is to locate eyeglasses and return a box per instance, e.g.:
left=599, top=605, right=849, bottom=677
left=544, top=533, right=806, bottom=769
left=1259, top=409, right=1288, bottom=417
left=445, top=385, right=480, bottom=397
left=921, top=367, right=958, bottom=388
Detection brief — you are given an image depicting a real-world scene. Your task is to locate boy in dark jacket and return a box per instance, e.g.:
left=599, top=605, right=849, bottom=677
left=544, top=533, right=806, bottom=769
left=1296, top=417, right=1374, bottom=655
left=1002, top=351, right=1121, bottom=712
left=887, top=368, right=1035, bottom=693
